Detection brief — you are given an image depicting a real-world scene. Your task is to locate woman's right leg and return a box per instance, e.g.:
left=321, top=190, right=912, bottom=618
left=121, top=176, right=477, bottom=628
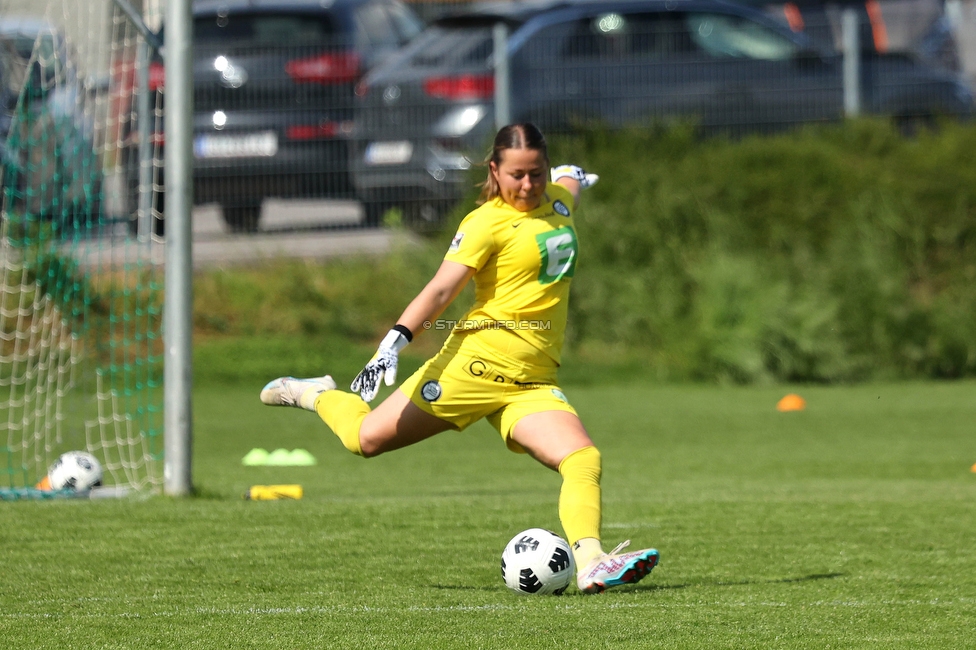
left=315, top=388, right=453, bottom=458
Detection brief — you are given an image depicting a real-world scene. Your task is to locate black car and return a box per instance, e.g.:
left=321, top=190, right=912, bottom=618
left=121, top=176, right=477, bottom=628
left=351, top=0, right=973, bottom=226
left=149, top=0, right=423, bottom=231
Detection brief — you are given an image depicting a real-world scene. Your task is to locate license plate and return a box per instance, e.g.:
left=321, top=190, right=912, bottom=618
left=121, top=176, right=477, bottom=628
left=194, top=131, right=278, bottom=159
left=364, top=141, right=413, bottom=165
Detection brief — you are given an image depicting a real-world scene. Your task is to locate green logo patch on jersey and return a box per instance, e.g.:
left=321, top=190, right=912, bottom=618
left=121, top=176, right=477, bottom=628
left=536, top=226, right=578, bottom=284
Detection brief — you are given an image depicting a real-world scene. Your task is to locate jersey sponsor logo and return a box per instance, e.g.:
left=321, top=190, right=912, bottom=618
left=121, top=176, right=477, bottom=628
left=421, top=380, right=442, bottom=402
left=551, top=388, right=569, bottom=403
left=448, top=232, right=464, bottom=253
left=536, top=226, right=578, bottom=284
left=552, top=200, right=570, bottom=217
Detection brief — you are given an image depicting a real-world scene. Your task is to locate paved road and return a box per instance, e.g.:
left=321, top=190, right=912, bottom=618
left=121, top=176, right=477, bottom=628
left=192, top=198, right=365, bottom=237
left=65, top=199, right=421, bottom=270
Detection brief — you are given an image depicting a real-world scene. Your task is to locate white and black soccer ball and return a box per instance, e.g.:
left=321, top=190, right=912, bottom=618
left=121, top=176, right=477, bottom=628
left=501, top=528, right=575, bottom=596
left=48, top=451, right=103, bottom=491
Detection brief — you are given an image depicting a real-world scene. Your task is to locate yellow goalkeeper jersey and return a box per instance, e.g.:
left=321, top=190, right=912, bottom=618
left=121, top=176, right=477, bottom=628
left=443, top=183, right=578, bottom=364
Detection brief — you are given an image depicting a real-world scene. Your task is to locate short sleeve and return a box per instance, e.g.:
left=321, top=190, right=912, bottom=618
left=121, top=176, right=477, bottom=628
left=548, top=182, right=573, bottom=206
left=444, top=213, right=494, bottom=270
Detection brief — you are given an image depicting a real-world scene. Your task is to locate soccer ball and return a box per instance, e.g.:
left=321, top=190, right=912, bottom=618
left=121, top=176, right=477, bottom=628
left=47, top=451, right=103, bottom=491
left=501, top=528, right=576, bottom=595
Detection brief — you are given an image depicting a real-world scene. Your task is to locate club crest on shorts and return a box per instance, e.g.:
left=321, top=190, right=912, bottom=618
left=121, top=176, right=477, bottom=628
left=421, top=380, right=442, bottom=402
left=552, top=200, right=570, bottom=217
left=448, top=232, right=464, bottom=253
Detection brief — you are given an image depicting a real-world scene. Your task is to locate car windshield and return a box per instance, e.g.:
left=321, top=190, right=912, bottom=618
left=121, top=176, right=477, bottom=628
left=387, top=1, right=424, bottom=42
left=406, top=25, right=495, bottom=68
left=686, top=13, right=798, bottom=60
left=195, top=13, right=337, bottom=48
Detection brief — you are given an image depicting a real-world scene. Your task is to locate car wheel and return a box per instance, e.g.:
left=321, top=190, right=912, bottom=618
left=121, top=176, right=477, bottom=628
left=894, top=113, right=936, bottom=137
left=222, top=204, right=261, bottom=233
left=362, top=200, right=390, bottom=228
left=403, top=199, right=453, bottom=233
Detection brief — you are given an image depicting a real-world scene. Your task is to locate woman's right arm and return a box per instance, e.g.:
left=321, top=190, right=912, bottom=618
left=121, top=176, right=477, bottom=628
left=350, top=260, right=476, bottom=402
left=396, top=260, right=477, bottom=335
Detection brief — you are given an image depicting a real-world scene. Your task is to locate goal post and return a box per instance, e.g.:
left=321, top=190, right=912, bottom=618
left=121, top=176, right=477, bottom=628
left=162, top=0, right=193, bottom=497
left=0, top=0, right=190, bottom=497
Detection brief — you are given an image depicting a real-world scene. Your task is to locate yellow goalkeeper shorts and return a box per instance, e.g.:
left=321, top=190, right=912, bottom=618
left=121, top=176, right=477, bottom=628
left=398, top=328, right=577, bottom=453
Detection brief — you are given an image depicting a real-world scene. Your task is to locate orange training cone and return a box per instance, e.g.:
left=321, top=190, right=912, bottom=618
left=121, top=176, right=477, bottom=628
left=970, top=463, right=976, bottom=474
left=35, top=475, right=52, bottom=490
left=776, top=394, right=806, bottom=412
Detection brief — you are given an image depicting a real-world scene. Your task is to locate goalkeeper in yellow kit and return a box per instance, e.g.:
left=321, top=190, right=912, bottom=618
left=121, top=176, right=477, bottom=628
left=261, top=123, right=658, bottom=593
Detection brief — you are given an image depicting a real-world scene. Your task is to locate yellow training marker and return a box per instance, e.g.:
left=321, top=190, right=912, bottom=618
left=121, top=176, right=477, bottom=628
left=244, top=485, right=303, bottom=500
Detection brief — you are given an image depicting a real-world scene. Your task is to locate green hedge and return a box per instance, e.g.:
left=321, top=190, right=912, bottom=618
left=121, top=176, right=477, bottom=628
left=194, top=119, right=976, bottom=383
left=550, top=119, right=976, bottom=381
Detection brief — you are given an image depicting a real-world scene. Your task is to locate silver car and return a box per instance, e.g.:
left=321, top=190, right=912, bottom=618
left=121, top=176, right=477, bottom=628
left=351, top=0, right=972, bottom=228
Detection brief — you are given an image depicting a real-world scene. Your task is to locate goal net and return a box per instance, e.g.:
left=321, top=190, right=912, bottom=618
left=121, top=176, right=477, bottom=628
left=0, top=0, right=164, bottom=495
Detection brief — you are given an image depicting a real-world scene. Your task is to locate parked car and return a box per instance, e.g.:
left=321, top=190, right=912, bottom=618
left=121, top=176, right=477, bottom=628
left=144, top=0, right=424, bottom=231
left=0, top=18, right=101, bottom=232
left=757, top=0, right=962, bottom=73
left=351, top=0, right=973, bottom=226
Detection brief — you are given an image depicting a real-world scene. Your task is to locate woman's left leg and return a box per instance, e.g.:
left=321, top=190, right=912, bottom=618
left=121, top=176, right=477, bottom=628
left=511, top=410, right=659, bottom=594
left=510, top=411, right=604, bottom=565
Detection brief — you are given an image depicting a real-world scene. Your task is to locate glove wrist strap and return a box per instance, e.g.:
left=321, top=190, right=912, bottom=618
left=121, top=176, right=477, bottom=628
left=391, top=323, right=413, bottom=343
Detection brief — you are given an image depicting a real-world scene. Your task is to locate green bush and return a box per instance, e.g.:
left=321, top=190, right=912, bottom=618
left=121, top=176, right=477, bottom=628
left=194, top=119, right=976, bottom=383
left=551, top=119, right=976, bottom=381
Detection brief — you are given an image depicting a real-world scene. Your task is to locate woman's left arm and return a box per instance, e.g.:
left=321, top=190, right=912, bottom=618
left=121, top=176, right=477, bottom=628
left=555, top=178, right=582, bottom=209
left=550, top=165, right=597, bottom=209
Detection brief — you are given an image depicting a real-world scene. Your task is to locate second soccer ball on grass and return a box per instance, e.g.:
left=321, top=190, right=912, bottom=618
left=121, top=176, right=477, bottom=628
left=45, top=451, right=103, bottom=491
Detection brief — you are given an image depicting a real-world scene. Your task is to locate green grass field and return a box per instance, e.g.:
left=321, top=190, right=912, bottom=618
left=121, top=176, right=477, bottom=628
left=2, top=379, right=975, bottom=648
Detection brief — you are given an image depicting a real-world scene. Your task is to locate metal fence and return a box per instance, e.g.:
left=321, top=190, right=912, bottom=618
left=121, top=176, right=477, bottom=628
left=352, top=2, right=971, bottom=230
left=133, top=0, right=972, bottom=238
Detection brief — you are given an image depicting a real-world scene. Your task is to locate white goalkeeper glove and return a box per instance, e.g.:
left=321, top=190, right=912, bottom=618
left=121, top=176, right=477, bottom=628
left=351, top=326, right=412, bottom=403
left=551, top=164, right=599, bottom=189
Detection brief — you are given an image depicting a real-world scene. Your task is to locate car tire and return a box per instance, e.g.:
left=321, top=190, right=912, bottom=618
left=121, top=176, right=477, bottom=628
left=894, top=113, right=936, bottom=137
left=362, top=200, right=390, bottom=228
left=403, top=199, right=453, bottom=233
left=222, top=204, right=261, bottom=233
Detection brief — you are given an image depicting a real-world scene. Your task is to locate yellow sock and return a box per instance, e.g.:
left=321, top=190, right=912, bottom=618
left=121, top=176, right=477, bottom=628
left=557, top=445, right=603, bottom=567
left=572, top=537, right=604, bottom=569
left=314, top=390, right=369, bottom=456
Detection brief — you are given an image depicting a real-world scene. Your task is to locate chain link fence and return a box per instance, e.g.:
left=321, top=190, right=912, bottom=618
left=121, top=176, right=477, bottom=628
left=351, top=0, right=972, bottom=231
left=4, top=0, right=970, bottom=242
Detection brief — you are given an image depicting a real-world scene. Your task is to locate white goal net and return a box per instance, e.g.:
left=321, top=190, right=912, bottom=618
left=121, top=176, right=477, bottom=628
left=0, top=0, right=164, bottom=495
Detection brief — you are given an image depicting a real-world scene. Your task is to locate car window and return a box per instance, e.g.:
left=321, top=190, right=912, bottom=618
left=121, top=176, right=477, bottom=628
left=195, top=14, right=337, bottom=48
left=355, top=2, right=400, bottom=50
left=407, top=26, right=493, bottom=68
left=563, top=13, right=696, bottom=60
left=561, top=11, right=797, bottom=62
left=686, top=13, right=798, bottom=60
left=386, top=1, right=423, bottom=43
